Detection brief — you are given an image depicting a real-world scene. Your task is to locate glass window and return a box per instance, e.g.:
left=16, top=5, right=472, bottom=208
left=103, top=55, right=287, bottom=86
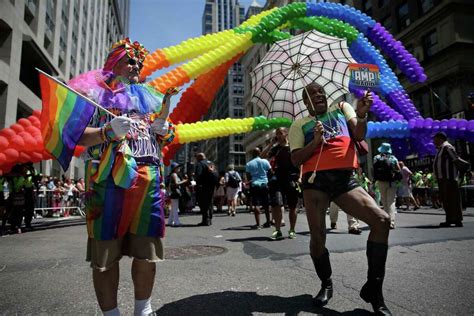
left=233, top=109, right=244, bottom=117
left=423, top=30, right=438, bottom=58
left=419, top=0, right=435, bottom=14
left=234, top=97, right=242, bottom=105
left=397, top=2, right=410, bottom=31
left=233, top=75, right=243, bottom=83
left=382, top=15, right=392, bottom=32
left=234, top=144, right=244, bottom=152
left=233, top=86, right=244, bottom=95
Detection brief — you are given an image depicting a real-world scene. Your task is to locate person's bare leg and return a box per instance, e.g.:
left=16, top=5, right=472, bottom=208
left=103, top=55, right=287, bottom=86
left=271, top=205, right=283, bottom=231
left=132, top=259, right=156, bottom=300
left=289, top=207, right=297, bottom=231
left=334, top=187, right=390, bottom=243
left=253, top=206, right=260, bottom=226
left=93, top=262, right=120, bottom=312
left=304, top=189, right=332, bottom=306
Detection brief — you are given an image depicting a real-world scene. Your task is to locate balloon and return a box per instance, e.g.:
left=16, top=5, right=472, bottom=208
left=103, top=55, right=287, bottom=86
left=0, top=136, right=8, bottom=149
left=18, top=118, right=32, bottom=127
left=10, top=124, right=24, bottom=133
left=4, top=148, right=19, bottom=161
left=0, top=128, right=16, bottom=139
left=10, top=135, right=25, bottom=149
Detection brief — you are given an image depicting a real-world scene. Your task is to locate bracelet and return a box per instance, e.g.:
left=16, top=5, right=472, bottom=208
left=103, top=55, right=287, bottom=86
left=356, top=113, right=368, bottom=121
left=103, top=123, right=117, bottom=141
left=99, top=127, right=107, bottom=142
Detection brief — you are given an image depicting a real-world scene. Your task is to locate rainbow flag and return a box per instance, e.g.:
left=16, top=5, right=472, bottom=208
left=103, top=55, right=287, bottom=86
left=39, top=72, right=95, bottom=171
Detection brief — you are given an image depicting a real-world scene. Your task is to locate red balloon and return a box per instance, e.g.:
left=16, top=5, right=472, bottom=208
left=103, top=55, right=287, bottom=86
left=18, top=118, right=32, bottom=128
left=18, top=152, right=31, bottom=163
left=30, top=152, right=43, bottom=162
left=11, top=124, right=24, bottom=133
left=33, top=110, right=41, bottom=117
left=0, top=153, right=6, bottom=164
left=25, top=126, right=39, bottom=135
left=23, top=135, right=36, bottom=148
left=10, top=135, right=25, bottom=149
left=0, top=136, right=8, bottom=149
left=4, top=148, right=19, bottom=161
left=28, top=116, right=41, bottom=127
left=0, top=128, right=16, bottom=139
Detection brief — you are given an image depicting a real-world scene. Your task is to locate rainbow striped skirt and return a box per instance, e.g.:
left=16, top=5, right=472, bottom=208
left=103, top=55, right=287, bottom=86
left=84, top=160, right=165, bottom=240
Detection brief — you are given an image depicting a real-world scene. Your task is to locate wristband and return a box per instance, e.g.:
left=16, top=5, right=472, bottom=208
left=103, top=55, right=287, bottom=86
left=357, top=113, right=368, bottom=121
left=103, top=122, right=121, bottom=141
left=99, top=127, right=107, bottom=142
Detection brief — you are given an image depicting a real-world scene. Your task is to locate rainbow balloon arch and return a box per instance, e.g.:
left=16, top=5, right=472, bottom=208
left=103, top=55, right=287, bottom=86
left=0, top=2, right=472, bottom=172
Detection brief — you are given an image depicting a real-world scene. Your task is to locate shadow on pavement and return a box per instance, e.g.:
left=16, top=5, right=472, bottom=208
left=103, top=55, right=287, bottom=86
left=222, top=225, right=263, bottom=231
left=154, top=291, right=372, bottom=315
left=226, top=236, right=271, bottom=242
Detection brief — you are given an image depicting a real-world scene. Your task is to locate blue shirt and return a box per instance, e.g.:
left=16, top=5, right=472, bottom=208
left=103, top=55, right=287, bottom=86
left=246, top=157, right=271, bottom=186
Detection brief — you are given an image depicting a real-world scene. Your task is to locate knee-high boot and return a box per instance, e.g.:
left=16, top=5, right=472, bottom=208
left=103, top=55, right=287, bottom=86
left=311, top=248, right=333, bottom=307
left=360, top=241, right=392, bottom=316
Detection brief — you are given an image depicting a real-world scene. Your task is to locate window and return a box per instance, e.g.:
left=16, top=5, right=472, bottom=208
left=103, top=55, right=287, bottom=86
left=382, top=15, right=392, bottom=32
left=233, top=75, right=243, bottom=83
left=234, top=154, right=246, bottom=166
left=234, top=135, right=243, bottom=142
left=233, top=109, right=244, bottom=117
left=233, top=63, right=242, bottom=72
left=363, top=1, right=372, bottom=15
left=397, top=2, right=410, bottom=31
left=419, top=0, right=435, bottom=14
left=423, top=30, right=438, bottom=58
left=233, top=86, right=244, bottom=95
left=234, top=144, right=244, bottom=152
left=234, top=97, right=243, bottom=105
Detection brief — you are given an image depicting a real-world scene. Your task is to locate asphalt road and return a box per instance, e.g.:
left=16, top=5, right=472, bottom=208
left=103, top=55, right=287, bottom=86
left=0, top=206, right=473, bottom=315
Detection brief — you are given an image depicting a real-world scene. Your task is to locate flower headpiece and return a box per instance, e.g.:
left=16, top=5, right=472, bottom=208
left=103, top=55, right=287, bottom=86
left=111, top=37, right=149, bottom=62
left=103, top=37, right=149, bottom=71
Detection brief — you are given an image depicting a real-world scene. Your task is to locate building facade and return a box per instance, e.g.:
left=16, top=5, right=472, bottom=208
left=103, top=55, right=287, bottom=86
left=0, top=0, right=130, bottom=179
left=334, top=0, right=474, bottom=168
left=242, top=0, right=305, bottom=162
left=199, top=0, right=248, bottom=173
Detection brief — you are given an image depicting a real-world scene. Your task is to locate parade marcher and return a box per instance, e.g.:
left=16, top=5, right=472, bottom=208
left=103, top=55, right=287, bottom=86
left=23, top=163, right=38, bottom=230
left=6, top=164, right=26, bottom=234
left=194, top=153, right=218, bottom=226
left=328, top=202, right=361, bottom=234
left=246, top=147, right=272, bottom=229
left=74, top=38, right=178, bottom=315
left=373, top=143, right=401, bottom=229
left=262, top=127, right=300, bottom=240
left=215, top=174, right=226, bottom=213
left=397, top=162, right=420, bottom=211
left=225, top=164, right=241, bottom=216
left=168, top=162, right=188, bottom=227
left=289, top=83, right=392, bottom=315
left=433, top=132, right=467, bottom=227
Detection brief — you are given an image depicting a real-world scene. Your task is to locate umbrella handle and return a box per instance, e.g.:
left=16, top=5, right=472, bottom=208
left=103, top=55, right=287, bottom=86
left=307, top=143, right=324, bottom=184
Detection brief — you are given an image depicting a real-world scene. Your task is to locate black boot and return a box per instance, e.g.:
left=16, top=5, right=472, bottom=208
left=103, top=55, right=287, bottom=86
left=311, top=248, right=333, bottom=307
left=360, top=241, right=392, bottom=316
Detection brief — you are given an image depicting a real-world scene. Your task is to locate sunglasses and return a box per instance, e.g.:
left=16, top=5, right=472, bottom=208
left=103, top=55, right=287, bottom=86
left=128, top=58, right=143, bottom=68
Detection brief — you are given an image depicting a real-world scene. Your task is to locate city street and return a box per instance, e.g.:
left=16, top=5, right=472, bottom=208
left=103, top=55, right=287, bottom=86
left=0, top=206, right=473, bottom=315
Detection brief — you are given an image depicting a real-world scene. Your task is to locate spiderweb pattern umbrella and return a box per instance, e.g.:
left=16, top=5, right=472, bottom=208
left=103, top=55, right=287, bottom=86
left=250, top=30, right=357, bottom=120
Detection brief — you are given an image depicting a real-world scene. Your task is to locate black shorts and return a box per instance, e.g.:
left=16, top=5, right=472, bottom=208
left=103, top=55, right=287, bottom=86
left=269, top=181, right=299, bottom=209
left=250, top=184, right=269, bottom=208
left=302, top=169, right=359, bottom=201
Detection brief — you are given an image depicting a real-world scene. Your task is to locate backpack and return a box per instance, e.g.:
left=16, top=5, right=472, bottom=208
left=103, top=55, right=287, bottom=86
left=227, top=172, right=241, bottom=188
left=373, top=155, right=402, bottom=182
left=200, top=160, right=219, bottom=186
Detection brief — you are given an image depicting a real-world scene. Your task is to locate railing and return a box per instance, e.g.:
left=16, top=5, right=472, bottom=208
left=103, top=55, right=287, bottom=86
left=33, top=189, right=85, bottom=218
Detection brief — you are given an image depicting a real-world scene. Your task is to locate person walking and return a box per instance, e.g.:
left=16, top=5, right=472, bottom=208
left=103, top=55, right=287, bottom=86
left=433, top=132, right=467, bottom=227
left=397, top=162, right=420, bottom=211
left=225, top=164, right=241, bottom=217
left=289, top=82, right=392, bottom=315
left=373, top=143, right=401, bottom=229
left=215, top=174, right=226, bottom=213
left=168, top=162, right=188, bottom=227
left=245, top=148, right=272, bottom=229
left=262, top=127, right=300, bottom=240
left=194, top=153, right=218, bottom=226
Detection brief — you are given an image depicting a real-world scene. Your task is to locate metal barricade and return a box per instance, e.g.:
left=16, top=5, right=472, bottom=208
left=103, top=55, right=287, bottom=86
left=34, top=189, right=85, bottom=218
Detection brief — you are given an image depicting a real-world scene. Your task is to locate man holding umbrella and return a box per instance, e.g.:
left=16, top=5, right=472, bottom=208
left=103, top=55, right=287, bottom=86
left=289, top=83, right=392, bottom=315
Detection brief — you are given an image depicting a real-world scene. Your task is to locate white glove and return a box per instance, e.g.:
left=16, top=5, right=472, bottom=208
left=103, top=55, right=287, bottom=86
left=151, top=118, right=169, bottom=136
left=109, top=116, right=133, bottom=140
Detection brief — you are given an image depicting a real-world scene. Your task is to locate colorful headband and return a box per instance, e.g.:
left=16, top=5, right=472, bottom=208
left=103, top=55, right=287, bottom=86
left=103, top=38, right=149, bottom=71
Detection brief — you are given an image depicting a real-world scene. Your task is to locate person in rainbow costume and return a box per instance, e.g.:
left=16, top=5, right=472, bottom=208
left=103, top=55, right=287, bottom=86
left=70, top=38, right=178, bottom=316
